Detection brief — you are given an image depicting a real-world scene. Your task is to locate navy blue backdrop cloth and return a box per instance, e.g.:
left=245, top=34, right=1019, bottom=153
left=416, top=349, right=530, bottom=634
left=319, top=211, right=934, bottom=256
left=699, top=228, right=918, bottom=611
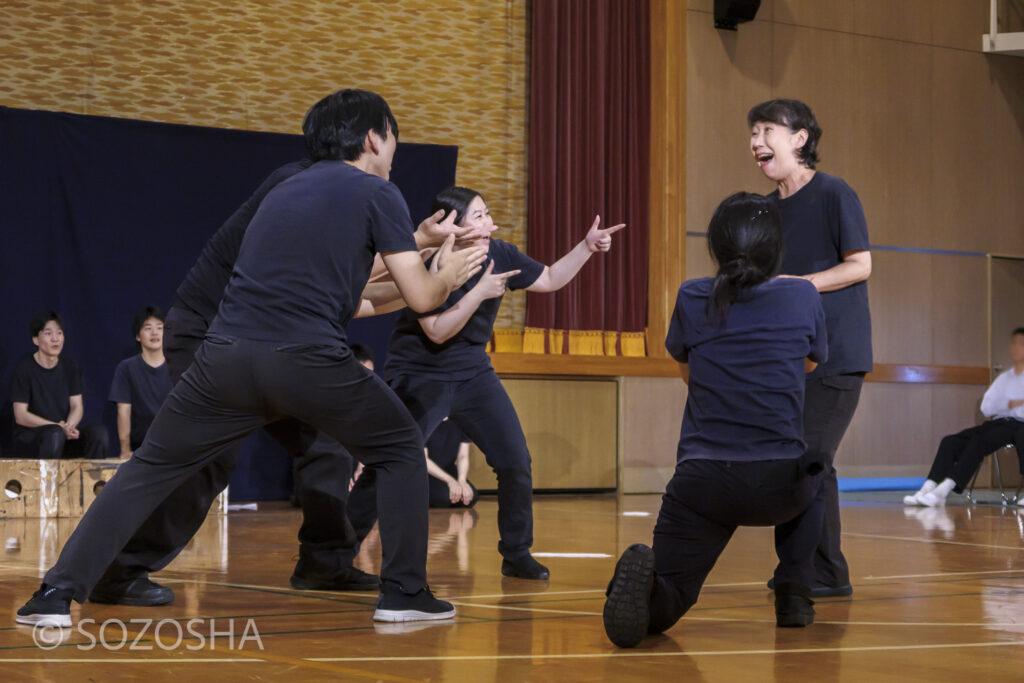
left=0, top=106, right=457, bottom=500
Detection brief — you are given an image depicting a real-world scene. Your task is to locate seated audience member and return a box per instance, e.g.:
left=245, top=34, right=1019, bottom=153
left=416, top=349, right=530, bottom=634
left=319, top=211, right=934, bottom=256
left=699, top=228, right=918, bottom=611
left=426, top=419, right=478, bottom=508
left=10, top=311, right=109, bottom=459
left=109, top=306, right=173, bottom=459
left=904, top=327, right=1024, bottom=507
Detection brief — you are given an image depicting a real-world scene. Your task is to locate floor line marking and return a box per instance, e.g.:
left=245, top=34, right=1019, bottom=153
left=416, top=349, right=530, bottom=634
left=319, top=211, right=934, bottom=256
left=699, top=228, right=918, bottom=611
left=845, top=532, right=1024, bottom=552
left=307, top=639, right=1024, bottom=662
left=863, top=568, right=1024, bottom=580
left=450, top=601, right=602, bottom=617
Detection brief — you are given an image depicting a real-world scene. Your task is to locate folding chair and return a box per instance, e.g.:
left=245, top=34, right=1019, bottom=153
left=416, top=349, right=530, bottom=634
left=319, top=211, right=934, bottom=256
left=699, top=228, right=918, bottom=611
left=966, top=444, right=1023, bottom=506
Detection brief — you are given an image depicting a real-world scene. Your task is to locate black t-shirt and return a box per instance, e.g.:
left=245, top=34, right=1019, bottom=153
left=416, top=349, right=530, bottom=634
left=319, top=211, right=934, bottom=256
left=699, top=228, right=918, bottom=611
left=108, top=355, right=173, bottom=449
left=386, top=238, right=545, bottom=380
left=771, top=171, right=872, bottom=378
left=426, top=420, right=470, bottom=472
left=172, top=160, right=313, bottom=323
left=665, top=277, right=827, bottom=463
left=9, top=354, right=84, bottom=434
left=209, top=161, right=419, bottom=346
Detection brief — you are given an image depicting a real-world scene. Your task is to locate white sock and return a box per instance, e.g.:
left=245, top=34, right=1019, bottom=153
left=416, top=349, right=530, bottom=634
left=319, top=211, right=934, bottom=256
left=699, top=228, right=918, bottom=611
left=903, top=480, right=939, bottom=506
left=920, top=479, right=956, bottom=507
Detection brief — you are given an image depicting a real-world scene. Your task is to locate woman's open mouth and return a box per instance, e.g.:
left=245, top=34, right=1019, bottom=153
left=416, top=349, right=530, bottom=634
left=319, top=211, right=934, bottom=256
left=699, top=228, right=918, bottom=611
left=756, top=152, right=774, bottom=167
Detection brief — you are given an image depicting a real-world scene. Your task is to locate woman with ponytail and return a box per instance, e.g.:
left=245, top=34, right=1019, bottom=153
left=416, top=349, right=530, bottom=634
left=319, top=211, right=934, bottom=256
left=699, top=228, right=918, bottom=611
left=603, top=192, right=828, bottom=648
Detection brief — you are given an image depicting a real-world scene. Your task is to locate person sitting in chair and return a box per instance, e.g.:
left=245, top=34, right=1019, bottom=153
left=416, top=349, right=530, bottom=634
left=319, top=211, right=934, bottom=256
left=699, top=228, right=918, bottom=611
left=10, top=311, right=109, bottom=459
left=904, top=327, right=1024, bottom=507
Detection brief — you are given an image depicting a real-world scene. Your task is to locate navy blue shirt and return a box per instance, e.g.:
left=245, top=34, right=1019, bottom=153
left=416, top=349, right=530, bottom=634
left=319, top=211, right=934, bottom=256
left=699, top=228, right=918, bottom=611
left=108, top=355, right=173, bottom=449
left=173, top=160, right=313, bottom=324
left=210, top=161, right=419, bottom=346
left=386, top=238, right=544, bottom=380
left=666, top=277, right=827, bottom=463
left=9, top=354, right=84, bottom=435
left=771, top=171, right=872, bottom=378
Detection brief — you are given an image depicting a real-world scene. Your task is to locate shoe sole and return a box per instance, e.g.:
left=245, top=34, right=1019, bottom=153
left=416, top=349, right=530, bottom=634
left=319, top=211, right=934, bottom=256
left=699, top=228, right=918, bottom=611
left=500, top=567, right=550, bottom=580
left=603, top=544, right=656, bottom=649
left=776, top=612, right=815, bottom=627
left=15, top=613, right=71, bottom=628
left=88, top=591, right=174, bottom=606
left=290, top=577, right=381, bottom=592
left=372, top=607, right=457, bottom=623
left=767, top=580, right=853, bottom=598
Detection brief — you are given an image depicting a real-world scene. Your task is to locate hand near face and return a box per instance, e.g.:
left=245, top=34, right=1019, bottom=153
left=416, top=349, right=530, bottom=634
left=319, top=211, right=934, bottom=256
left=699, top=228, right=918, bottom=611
left=584, top=215, right=626, bottom=253
left=417, top=209, right=476, bottom=247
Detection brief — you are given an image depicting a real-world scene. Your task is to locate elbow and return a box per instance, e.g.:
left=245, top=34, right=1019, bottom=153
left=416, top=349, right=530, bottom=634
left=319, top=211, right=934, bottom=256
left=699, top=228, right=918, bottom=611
left=425, top=329, right=451, bottom=345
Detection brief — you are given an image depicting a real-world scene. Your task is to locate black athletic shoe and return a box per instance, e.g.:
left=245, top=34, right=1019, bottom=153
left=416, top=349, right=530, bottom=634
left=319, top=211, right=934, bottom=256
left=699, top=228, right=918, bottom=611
left=603, top=544, right=656, bottom=648
left=767, top=577, right=853, bottom=598
left=89, top=577, right=175, bottom=606
left=501, top=555, right=550, bottom=580
left=16, top=584, right=74, bottom=628
left=774, top=582, right=815, bottom=627
left=372, top=584, right=456, bottom=623
left=290, top=566, right=380, bottom=591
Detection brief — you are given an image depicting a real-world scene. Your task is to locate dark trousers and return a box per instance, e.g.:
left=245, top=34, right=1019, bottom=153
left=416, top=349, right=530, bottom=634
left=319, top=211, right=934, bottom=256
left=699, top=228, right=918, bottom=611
left=45, top=337, right=429, bottom=602
left=648, top=458, right=824, bottom=633
left=795, top=373, right=863, bottom=589
left=97, top=306, right=358, bottom=585
left=12, top=424, right=109, bottom=460
left=927, top=418, right=1024, bottom=492
left=349, top=368, right=533, bottom=559
left=348, top=463, right=479, bottom=521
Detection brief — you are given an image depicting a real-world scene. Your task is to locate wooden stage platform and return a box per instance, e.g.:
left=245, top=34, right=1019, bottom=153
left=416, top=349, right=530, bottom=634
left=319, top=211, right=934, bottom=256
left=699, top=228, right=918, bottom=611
left=1, top=493, right=1023, bottom=681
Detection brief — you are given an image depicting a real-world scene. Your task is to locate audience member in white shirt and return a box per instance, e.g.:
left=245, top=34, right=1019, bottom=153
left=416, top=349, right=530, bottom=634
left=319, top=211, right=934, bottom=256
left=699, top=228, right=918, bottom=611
left=904, top=328, right=1024, bottom=507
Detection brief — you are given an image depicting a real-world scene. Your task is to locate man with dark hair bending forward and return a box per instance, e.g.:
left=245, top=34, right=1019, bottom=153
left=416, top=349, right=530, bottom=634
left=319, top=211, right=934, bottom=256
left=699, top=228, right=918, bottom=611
left=603, top=192, right=827, bottom=648
left=16, top=88, right=486, bottom=628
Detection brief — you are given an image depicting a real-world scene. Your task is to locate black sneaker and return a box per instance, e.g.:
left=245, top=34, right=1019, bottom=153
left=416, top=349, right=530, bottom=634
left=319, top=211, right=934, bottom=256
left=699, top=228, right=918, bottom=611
left=767, top=577, right=853, bottom=598
left=501, top=554, right=550, bottom=580
left=290, top=566, right=380, bottom=591
left=16, top=584, right=74, bottom=628
left=774, top=582, right=815, bottom=627
left=603, top=544, right=656, bottom=648
left=372, top=584, right=456, bottom=623
left=89, top=576, right=174, bottom=606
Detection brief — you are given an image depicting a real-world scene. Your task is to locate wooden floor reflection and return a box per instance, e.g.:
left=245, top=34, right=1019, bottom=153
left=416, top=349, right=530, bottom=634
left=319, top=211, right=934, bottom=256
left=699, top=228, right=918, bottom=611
left=3, top=494, right=1024, bottom=681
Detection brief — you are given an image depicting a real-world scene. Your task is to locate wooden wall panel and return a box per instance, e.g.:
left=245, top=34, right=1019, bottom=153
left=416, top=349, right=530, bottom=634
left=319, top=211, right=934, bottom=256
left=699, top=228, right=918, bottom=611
left=931, top=253, right=989, bottom=367
left=685, top=8, right=774, bottom=238
left=467, top=378, right=618, bottom=491
left=619, top=376, right=687, bottom=493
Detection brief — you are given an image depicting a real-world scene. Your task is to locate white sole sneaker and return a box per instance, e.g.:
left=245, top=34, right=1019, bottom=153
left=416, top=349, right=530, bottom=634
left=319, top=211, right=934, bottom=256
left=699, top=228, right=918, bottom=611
left=372, top=607, right=456, bottom=623
left=15, top=612, right=71, bottom=628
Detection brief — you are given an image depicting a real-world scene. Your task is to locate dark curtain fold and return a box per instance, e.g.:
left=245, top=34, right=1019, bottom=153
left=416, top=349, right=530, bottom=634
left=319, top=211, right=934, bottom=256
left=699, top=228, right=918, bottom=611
left=526, top=0, right=650, bottom=349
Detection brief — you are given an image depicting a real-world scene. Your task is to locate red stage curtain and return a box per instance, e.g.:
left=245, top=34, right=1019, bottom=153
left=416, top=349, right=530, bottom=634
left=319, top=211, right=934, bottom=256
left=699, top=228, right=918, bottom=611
left=524, top=0, right=650, bottom=356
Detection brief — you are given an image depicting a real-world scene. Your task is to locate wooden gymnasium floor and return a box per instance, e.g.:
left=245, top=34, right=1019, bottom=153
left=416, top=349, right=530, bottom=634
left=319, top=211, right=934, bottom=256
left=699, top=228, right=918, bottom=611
left=2, top=493, right=1024, bottom=682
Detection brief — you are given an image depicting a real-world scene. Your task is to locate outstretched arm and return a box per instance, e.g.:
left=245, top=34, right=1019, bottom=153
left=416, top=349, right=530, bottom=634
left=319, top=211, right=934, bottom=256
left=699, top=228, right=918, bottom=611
left=527, top=216, right=625, bottom=293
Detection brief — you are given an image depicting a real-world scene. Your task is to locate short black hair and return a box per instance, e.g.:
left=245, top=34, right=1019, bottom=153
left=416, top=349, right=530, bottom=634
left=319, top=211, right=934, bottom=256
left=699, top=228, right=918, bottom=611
left=1012, top=327, right=1024, bottom=338
left=350, top=343, right=376, bottom=365
left=747, top=99, right=822, bottom=168
left=29, top=310, right=62, bottom=337
left=432, top=186, right=483, bottom=227
left=133, top=305, right=165, bottom=338
left=302, top=89, right=399, bottom=162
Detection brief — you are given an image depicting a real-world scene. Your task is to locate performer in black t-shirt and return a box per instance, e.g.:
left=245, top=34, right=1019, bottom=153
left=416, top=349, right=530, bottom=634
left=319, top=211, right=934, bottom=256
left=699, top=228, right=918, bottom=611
left=109, top=306, right=172, bottom=458
left=17, top=89, right=487, bottom=628
left=748, top=99, right=872, bottom=598
left=603, top=192, right=827, bottom=648
left=10, top=311, right=109, bottom=459
left=374, top=185, right=624, bottom=580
